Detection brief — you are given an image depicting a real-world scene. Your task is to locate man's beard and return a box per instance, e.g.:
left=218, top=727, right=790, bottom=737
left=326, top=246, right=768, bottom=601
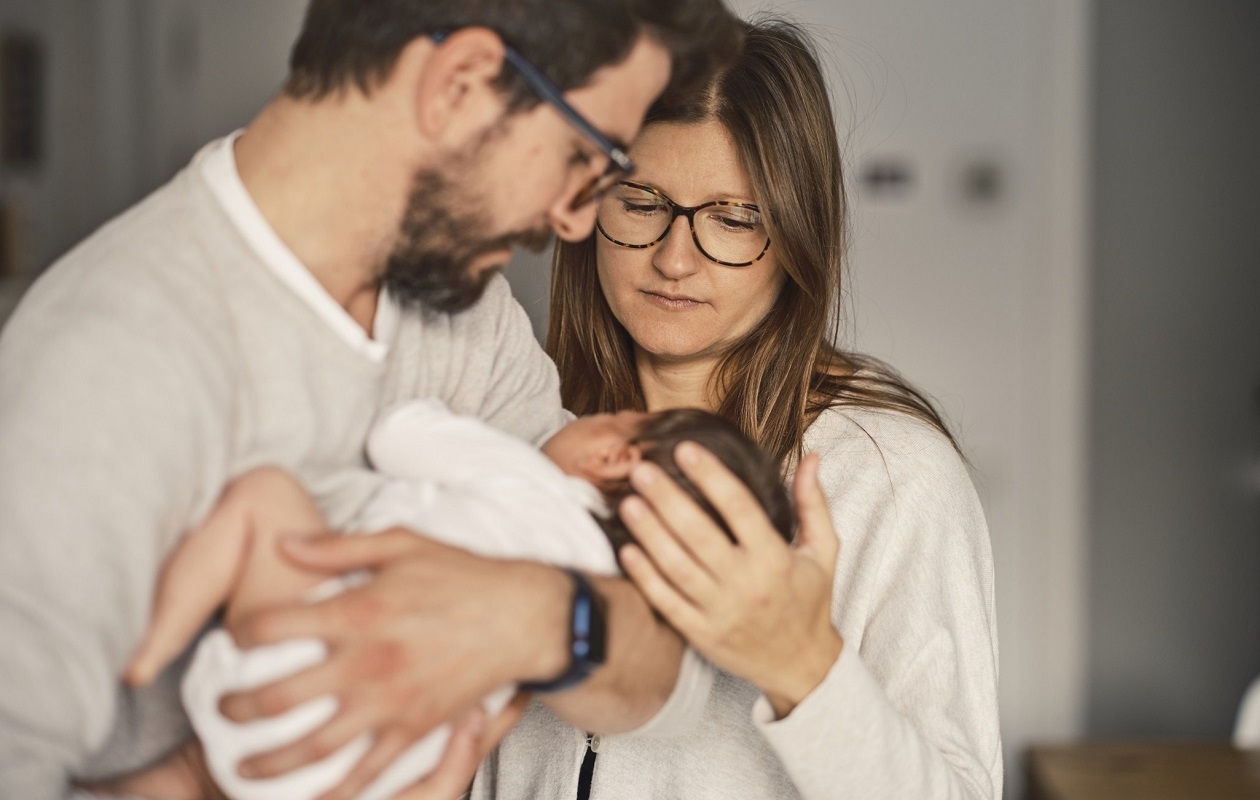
left=381, top=165, right=554, bottom=314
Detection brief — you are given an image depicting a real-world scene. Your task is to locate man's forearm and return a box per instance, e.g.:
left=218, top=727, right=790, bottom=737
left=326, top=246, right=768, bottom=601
left=534, top=572, right=685, bottom=734
left=424, top=557, right=688, bottom=734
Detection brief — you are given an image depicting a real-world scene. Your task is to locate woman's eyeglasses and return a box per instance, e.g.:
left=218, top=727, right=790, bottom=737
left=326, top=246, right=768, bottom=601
left=596, top=181, right=772, bottom=267
left=432, top=32, right=633, bottom=209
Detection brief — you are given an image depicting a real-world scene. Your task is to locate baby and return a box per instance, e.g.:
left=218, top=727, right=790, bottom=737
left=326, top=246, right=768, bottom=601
left=129, top=399, right=793, bottom=800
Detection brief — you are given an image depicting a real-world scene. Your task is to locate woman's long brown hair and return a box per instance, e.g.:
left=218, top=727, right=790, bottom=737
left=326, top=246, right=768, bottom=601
left=547, top=19, right=958, bottom=468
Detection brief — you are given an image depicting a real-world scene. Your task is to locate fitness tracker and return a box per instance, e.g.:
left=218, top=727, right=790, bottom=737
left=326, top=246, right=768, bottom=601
left=522, top=569, right=608, bottom=693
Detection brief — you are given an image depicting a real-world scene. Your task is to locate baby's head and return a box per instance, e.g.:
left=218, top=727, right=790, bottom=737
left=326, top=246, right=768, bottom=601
left=542, top=409, right=795, bottom=551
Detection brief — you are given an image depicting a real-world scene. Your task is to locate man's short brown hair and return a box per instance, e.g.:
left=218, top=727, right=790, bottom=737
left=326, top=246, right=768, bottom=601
left=285, top=0, right=742, bottom=112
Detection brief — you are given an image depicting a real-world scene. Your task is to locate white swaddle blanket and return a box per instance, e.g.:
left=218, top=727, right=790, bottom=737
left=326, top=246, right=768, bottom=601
left=184, top=399, right=618, bottom=800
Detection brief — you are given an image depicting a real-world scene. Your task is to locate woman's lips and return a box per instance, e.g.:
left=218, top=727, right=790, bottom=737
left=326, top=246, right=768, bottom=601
left=641, top=290, right=704, bottom=310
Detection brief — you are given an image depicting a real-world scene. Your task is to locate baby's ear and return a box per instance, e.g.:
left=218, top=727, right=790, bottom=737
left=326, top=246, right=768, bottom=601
left=585, top=442, right=643, bottom=483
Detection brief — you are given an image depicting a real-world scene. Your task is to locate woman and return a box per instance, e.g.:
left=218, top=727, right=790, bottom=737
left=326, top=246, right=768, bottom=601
left=486, top=19, right=1001, bottom=799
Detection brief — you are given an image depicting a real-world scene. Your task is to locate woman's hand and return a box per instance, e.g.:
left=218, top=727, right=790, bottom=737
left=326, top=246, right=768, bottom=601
left=75, top=739, right=228, bottom=800
left=618, top=446, right=843, bottom=718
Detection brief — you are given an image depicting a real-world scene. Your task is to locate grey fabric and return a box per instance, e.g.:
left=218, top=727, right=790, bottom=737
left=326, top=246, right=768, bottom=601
left=0, top=139, right=568, bottom=800
left=474, top=408, right=1002, bottom=799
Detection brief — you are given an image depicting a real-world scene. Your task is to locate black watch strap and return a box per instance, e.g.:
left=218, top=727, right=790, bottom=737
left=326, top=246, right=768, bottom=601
left=522, top=569, right=607, bottom=693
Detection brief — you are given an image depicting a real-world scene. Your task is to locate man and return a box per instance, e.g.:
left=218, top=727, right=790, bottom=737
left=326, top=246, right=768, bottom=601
left=0, top=1, right=741, bottom=797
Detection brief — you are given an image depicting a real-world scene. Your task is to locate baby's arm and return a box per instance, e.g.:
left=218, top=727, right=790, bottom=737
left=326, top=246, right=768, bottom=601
left=127, top=467, right=328, bottom=685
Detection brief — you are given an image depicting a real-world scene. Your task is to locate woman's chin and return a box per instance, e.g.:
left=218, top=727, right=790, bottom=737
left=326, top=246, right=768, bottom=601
left=634, top=337, right=722, bottom=366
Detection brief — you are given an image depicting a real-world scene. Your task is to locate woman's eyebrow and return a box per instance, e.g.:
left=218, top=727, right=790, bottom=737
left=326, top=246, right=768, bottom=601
left=711, top=193, right=758, bottom=205
left=693, top=190, right=760, bottom=206
left=629, top=179, right=757, bottom=206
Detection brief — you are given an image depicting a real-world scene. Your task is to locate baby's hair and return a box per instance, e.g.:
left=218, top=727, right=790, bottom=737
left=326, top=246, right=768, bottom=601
left=598, top=408, right=796, bottom=553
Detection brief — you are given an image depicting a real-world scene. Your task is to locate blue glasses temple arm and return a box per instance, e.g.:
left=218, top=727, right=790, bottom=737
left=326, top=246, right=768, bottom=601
left=431, top=31, right=633, bottom=173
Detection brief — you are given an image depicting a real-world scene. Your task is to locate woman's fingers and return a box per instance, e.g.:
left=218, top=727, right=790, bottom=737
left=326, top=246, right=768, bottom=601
left=620, top=543, right=706, bottom=640
left=619, top=495, right=718, bottom=605
left=478, top=691, right=530, bottom=755
left=792, top=453, right=840, bottom=576
left=477, top=691, right=530, bottom=755
left=669, top=442, right=781, bottom=553
left=626, top=459, right=735, bottom=573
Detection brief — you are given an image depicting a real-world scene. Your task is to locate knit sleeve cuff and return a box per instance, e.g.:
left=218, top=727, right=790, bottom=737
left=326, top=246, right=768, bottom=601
left=751, top=643, right=897, bottom=779
left=752, top=641, right=857, bottom=729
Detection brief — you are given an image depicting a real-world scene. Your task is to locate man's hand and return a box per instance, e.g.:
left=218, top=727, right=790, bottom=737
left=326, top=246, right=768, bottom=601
left=327, top=693, right=530, bottom=800
left=74, top=698, right=526, bottom=800
left=219, top=530, right=569, bottom=780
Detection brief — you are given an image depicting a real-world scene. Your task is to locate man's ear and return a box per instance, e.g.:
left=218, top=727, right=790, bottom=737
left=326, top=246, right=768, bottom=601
left=583, top=443, right=643, bottom=484
left=408, top=27, right=509, bottom=145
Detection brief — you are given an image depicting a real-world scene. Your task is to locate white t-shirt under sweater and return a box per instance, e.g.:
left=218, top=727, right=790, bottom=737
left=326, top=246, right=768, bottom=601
left=185, top=399, right=620, bottom=800
left=473, top=406, right=1003, bottom=800
left=0, top=134, right=576, bottom=799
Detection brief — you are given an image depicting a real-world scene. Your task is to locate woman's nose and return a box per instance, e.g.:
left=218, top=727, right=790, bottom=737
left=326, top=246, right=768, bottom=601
left=652, top=216, right=702, bottom=279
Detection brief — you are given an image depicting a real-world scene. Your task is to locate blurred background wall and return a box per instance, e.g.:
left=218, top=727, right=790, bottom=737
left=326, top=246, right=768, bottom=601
left=0, top=0, right=303, bottom=289
left=1086, top=0, right=1260, bottom=740
left=1, top=1, right=1256, bottom=797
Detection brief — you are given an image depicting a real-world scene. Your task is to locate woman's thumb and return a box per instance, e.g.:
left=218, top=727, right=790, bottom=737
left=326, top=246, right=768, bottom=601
left=792, top=454, right=840, bottom=571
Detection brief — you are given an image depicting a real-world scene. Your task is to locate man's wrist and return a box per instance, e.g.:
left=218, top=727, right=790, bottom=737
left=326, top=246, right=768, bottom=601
left=514, top=562, right=573, bottom=684
left=522, top=569, right=607, bottom=693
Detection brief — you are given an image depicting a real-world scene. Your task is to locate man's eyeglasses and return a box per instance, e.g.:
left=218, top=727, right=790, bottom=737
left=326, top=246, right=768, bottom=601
left=432, top=32, right=634, bottom=209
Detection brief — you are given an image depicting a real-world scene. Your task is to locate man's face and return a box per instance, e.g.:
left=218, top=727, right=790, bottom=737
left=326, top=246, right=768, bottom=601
left=381, top=132, right=553, bottom=313
left=382, top=34, right=672, bottom=313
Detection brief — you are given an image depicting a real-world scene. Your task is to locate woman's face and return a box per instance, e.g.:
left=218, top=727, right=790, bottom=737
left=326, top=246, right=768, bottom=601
left=595, top=120, right=785, bottom=367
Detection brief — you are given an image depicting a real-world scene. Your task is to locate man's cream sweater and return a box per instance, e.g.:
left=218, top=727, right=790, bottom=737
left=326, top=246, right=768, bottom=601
left=0, top=137, right=568, bottom=799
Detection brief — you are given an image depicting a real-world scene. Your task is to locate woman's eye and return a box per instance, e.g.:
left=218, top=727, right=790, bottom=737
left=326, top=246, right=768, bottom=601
left=622, top=202, right=666, bottom=216
left=714, top=213, right=760, bottom=232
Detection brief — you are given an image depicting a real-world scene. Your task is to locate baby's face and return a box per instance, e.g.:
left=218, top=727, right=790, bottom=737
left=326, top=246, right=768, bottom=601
left=541, top=411, right=652, bottom=482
